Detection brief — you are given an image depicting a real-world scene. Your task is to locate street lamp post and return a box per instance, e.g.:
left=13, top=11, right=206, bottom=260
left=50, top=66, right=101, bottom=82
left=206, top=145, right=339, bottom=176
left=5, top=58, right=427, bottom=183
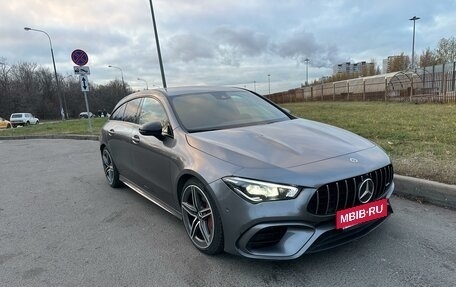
left=304, top=58, right=310, bottom=86
left=267, top=74, right=271, bottom=95
left=148, top=0, right=167, bottom=89
left=137, top=77, right=149, bottom=90
left=24, top=27, right=66, bottom=120
left=108, top=65, right=126, bottom=94
left=409, top=16, right=420, bottom=70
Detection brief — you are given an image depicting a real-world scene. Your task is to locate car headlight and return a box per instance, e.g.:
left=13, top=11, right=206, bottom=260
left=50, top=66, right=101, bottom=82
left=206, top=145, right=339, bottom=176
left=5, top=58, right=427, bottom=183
left=222, top=177, right=300, bottom=203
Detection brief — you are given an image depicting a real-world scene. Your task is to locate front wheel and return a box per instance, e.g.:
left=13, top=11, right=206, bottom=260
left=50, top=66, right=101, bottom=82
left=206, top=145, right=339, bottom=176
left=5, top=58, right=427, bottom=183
left=181, top=179, right=224, bottom=255
left=101, top=148, right=121, bottom=188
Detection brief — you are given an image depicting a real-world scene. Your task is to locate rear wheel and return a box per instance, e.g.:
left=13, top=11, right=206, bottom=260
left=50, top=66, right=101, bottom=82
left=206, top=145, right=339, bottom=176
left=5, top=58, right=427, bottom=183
left=181, top=178, right=224, bottom=255
left=101, top=148, right=121, bottom=188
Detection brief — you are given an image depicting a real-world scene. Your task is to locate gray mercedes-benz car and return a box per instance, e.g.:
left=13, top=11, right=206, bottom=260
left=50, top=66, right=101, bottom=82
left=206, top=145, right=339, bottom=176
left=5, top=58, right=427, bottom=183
left=100, top=86, right=394, bottom=260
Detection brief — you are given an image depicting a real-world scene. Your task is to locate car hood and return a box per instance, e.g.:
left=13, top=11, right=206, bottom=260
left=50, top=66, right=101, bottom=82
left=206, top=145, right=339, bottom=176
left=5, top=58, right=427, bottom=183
left=186, top=119, right=376, bottom=169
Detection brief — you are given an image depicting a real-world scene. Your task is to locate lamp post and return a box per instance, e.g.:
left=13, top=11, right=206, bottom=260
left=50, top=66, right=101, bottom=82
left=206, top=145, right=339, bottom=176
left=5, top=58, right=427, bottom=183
left=304, top=58, right=310, bottom=86
left=409, top=16, right=420, bottom=70
left=108, top=65, right=126, bottom=94
left=24, top=27, right=66, bottom=120
left=148, top=0, right=167, bottom=89
left=267, top=74, right=271, bottom=95
left=137, top=77, right=149, bottom=90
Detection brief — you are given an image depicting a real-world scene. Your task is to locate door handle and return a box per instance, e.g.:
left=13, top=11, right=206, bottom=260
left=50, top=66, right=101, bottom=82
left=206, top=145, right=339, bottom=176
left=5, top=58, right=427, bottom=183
left=131, top=134, right=140, bottom=144
left=108, top=129, right=115, bottom=136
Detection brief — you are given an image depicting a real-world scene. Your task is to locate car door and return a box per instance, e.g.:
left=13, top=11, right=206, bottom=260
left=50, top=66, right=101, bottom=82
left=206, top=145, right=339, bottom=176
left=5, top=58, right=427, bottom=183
left=129, top=97, right=174, bottom=205
left=106, top=98, right=142, bottom=181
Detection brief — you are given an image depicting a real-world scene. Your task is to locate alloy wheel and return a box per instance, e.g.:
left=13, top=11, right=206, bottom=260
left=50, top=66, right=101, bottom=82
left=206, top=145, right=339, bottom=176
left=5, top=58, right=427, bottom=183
left=181, top=185, right=215, bottom=249
left=102, top=149, right=115, bottom=184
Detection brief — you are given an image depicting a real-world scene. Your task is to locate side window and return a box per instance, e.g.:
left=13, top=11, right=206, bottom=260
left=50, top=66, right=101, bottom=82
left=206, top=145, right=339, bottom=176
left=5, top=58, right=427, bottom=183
left=138, top=97, right=171, bottom=133
left=111, top=104, right=126, bottom=121
left=123, top=98, right=142, bottom=123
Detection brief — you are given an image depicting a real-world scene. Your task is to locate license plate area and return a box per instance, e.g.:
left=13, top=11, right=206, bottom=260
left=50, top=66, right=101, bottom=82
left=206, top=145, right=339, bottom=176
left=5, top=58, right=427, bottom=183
left=336, top=199, right=388, bottom=229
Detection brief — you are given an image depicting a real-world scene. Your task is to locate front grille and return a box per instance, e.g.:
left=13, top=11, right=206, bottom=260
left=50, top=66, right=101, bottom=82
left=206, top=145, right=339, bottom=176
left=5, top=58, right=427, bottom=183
left=246, top=226, right=287, bottom=250
left=307, top=164, right=393, bottom=215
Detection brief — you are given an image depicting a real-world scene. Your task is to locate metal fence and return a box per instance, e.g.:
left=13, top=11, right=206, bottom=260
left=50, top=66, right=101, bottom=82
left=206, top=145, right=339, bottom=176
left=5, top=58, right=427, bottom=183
left=267, top=62, right=456, bottom=104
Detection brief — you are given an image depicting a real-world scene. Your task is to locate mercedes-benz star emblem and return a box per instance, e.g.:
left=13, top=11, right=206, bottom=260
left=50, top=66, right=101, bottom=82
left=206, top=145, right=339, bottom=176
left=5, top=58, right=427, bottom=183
left=358, top=178, right=375, bottom=203
left=350, top=158, right=358, bottom=163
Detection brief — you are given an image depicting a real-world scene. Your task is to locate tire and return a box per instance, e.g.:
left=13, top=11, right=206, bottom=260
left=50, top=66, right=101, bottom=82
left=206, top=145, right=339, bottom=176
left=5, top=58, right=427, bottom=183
left=6, top=124, right=11, bottom=129
left=181, top=178, right=224, bottom=255
left=25, top=121, right=30, bottom=126
left=101, top=148, right=121, bottom=188
left=36, top=120, right=39, bottom=124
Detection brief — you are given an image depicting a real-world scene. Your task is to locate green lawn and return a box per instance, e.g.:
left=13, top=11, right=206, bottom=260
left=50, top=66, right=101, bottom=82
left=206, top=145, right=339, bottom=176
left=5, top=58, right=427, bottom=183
left=282, top=102, right=456, bottom=185
left=0, top=118, right=107, bottom=137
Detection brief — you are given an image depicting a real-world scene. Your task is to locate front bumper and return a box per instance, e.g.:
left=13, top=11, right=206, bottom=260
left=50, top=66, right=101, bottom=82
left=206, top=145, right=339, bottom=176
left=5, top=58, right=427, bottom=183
left=209, top=179, right=394, bottom=260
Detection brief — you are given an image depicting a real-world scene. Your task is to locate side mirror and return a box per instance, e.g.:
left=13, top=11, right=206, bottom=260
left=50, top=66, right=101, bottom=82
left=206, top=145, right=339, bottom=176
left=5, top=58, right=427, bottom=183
left=139, top=121, right=163, bottom=139
left=282, top=108, right=291, bottom=114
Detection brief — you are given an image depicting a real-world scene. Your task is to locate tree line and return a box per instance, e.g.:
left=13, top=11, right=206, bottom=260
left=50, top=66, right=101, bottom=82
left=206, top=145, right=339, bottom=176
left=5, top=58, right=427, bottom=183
left=318, top=37, right=456, bottom=84
left=0, top=61, right=132, bottom=120
left=387, top=37, right=456, bottom=72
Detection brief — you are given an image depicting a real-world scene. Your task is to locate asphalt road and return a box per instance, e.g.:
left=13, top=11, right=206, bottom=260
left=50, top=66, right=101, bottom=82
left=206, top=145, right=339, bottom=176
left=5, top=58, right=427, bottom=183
left=1, top=139, right=455, bottom=287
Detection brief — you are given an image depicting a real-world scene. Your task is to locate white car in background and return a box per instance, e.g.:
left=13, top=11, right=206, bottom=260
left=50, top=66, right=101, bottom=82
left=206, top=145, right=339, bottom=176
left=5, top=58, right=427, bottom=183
left=9, top=113, right=39, bottom=127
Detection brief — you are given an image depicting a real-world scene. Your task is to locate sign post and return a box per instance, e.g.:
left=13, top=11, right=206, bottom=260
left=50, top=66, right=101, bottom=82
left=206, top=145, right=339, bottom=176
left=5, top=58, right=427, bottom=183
left=71, top=49, right=92, bottom=133
left=80, top=75, right=92, bottom=132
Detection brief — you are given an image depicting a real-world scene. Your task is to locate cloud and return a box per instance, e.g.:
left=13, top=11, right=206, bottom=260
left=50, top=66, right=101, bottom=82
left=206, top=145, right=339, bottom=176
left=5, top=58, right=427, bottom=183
left=167, top=34, right=215, bottom=62
left=273, top=29, right=343, bottom=68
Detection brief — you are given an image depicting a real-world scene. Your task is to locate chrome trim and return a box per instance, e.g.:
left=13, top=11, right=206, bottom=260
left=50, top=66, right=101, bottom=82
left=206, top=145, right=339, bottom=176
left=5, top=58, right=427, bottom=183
left=121, top=176, right=182, bottom=219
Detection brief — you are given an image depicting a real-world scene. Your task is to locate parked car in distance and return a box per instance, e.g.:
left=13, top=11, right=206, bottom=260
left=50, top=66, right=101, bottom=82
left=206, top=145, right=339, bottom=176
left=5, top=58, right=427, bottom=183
left=100, top=86, right=395, bottom=260
left=79, top=112, right=95, bottom=118
left=0, top=117, right=12, bottom=129
left=9, top=113, right=39, bottom=127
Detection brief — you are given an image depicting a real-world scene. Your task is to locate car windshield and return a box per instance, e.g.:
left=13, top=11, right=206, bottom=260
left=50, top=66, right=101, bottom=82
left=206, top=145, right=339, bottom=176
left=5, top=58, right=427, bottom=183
left=171, top=90, right=289, bottom=132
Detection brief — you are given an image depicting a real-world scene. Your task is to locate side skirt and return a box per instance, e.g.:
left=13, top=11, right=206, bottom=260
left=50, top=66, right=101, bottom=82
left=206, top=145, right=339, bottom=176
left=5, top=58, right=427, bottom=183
left=120, top=176, right=182, bottom=220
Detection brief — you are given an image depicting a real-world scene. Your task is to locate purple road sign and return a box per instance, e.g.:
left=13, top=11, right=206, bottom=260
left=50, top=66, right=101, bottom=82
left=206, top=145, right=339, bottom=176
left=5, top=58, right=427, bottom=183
left=71, top=49, right=88, bottom=66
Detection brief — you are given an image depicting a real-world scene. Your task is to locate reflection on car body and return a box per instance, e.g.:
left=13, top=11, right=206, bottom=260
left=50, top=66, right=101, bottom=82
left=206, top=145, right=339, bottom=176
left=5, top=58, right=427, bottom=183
left=99, top=86, right=395, bottom=260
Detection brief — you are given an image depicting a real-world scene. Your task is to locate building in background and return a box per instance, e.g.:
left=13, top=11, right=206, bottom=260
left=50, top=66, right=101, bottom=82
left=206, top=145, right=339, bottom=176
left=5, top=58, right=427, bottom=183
left=333, top=61, right=375, bottom=75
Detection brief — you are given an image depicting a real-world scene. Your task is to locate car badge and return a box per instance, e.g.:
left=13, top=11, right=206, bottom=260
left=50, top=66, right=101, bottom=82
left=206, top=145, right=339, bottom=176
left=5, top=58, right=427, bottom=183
left=358, top=178, right=375, bottom=203
left=350, top=158, right=359, bottom=163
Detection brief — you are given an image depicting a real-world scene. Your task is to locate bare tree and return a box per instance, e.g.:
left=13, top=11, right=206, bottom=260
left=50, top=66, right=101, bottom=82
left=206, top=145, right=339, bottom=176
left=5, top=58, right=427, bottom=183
left=435, top=37, right=456, bottom=64
left=419, top=47, right=439, bottom=67
left=388, top=53, right=410, bottom=72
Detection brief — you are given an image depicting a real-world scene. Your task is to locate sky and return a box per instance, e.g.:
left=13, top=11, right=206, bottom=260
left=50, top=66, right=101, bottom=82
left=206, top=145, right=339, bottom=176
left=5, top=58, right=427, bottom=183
left=1, top=0, right=455, bottom=94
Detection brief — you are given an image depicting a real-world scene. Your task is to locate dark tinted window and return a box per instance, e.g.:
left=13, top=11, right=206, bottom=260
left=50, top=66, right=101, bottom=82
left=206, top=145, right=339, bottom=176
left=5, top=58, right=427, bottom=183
left=111, top=104, right=126, bottom=121
left=122, top=98, right=142, bottom=123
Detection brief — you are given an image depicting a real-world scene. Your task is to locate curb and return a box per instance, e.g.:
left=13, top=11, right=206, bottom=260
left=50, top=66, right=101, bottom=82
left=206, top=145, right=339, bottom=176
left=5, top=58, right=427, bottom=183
left=0, top=134, right=99, bottom=141
left=394, top=174, right=456, bottom=210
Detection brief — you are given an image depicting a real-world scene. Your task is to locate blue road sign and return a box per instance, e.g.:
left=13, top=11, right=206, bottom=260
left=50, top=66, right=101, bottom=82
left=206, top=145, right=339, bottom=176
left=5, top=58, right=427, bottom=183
left=71, top=49, right=89, bottom=66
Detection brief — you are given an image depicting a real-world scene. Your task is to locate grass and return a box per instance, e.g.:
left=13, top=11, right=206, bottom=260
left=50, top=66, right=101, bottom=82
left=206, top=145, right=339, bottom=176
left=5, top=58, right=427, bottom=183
left=1, top=102, right=455, bottom=184
left=0, top=118, right=107, bottom=137
left=282, top=102, right=456, bottom=185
